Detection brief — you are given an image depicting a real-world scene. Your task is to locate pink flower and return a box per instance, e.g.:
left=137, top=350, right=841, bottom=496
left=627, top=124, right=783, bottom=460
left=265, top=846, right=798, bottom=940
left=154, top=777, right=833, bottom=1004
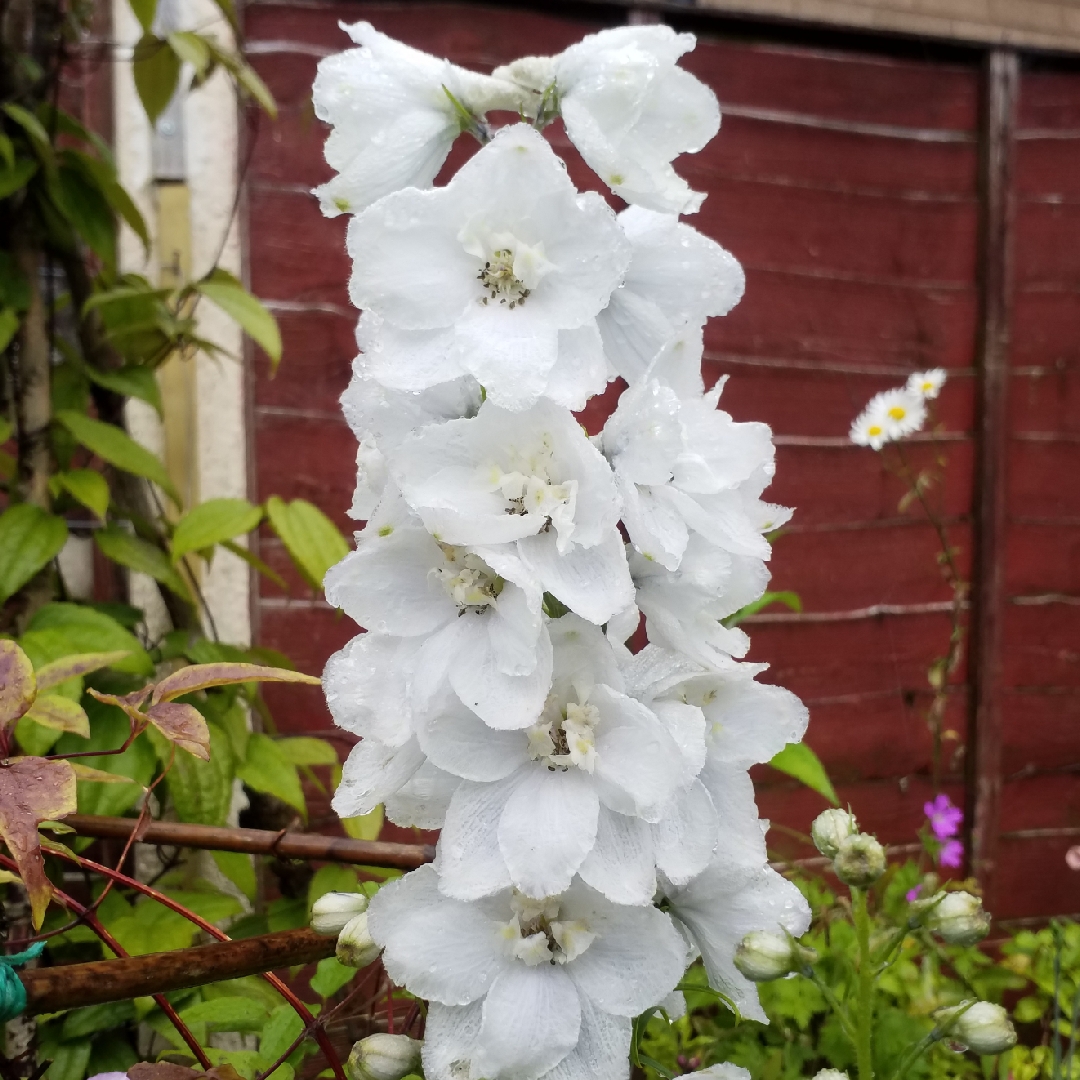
left=939, top=839, right=963, bottom=869
left=906, top=883, right=923, bottom=902
left=924, top=793, right=963, bottom=841
left=1066, top=846, right=1080, bottom=871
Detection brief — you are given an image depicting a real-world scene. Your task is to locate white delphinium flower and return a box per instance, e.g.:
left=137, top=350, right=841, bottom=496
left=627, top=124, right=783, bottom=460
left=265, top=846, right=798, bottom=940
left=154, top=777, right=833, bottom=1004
left=692, top=1067, right=751, bottom=1080
left=313, top=22, right=525, bottom=217
left=906, top=368, right=946, bottom=400
left=664, top=806, right=811, bottom=1023
left=495, top=26, right=720, bottom=214
left=348, top=124, right=629, bottom=411
left=597, top=207, right=744, bottom=385
left=601, top=346, right=785, bottom=571
left=340, top=360, right=482, bottom=518
left=849, top=387, right=926, bottom=449
left=325, top=491, right=552, bottom=731
left=390, top=397, right=633, bottom=624
left=429, top=615, right=696, bottom=901
left=368, top=865, right=687, bottom=1080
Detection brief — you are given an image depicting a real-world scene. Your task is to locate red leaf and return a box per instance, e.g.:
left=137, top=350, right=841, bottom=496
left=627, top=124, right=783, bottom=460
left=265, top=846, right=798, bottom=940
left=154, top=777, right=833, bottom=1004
left=151, top=662, right=320, bottom=703
left=144, top=702, right=211, bottom=760
left=0, top=757, right=76, bottom=927
left=0, top=641, right=36, bottom=730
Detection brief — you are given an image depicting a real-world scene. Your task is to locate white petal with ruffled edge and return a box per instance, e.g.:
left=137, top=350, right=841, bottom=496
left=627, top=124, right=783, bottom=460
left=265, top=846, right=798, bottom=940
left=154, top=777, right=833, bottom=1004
left=577, top=805, right=656, bottom=905
left=436, top=776, right=519, bottom=900
left=331, top=737, right=425, bottom=819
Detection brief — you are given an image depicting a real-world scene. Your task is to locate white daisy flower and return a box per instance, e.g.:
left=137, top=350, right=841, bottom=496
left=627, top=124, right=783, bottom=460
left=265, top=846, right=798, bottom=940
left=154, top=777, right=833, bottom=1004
left=906, top=368, right=947, bottom=400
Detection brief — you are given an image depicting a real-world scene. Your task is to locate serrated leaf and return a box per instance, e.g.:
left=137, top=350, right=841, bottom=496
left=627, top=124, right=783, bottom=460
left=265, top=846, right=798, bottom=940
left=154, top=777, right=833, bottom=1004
left=0, top=504, right=68, bottom=603
left=54, top=468, right=109, bottom=520
left=145, top=701, right=210, bottom=760
left=196, top=269, right=281, bottom=367
left=95, top=525, right=192, bottom=601
left=35, top=649, right=131, bottom=692
left=23, top=694, right=90, bottom=738
left=266, top=496, right=348, bottom=594
left=151, top=661, right=320, bottom=703
left=55, top=409, right=179, bottom=504
left=133, top=33, right=181, bottom=124
left=276, top=736, right=338, bottom=766
left=0, top=640, right=36, bottom=729
left=769, top=741, right=839, bottom=806
left=237, top=733, right=304, bottom=815
left=0, top=756, right=76, bottom=927
left=24, top=602, right=152, bottom=676
left=171, top=498, right=264, bottom=561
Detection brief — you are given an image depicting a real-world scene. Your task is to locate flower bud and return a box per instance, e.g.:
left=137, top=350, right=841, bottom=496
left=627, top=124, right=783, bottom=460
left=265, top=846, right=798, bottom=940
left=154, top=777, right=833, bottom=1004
left=346, top=1033, right=422, bottom=1080
left=733, top=930, right=817, bottom=982
left=336, top=912, right=382, bottom=968
left=935, top=1001, right=1016, bottom=1055
left=813, top=1071, right=850, bottom=1080
left=692, top=1066, right=751, bottom=1079
left=811, top=809, right=857, bottom=859
left=312, top=891, right=369, bottom=936
left=924, top=891, right=990, bottom=946
left=832, top=833, right=886, bottom=887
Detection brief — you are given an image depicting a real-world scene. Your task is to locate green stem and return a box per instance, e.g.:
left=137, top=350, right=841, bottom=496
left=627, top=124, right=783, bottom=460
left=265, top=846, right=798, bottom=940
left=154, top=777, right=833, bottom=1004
left=890, top=1030, right=941, bottom=1080
left=852, top=887, right=875, bottom=1080
left=804, top=966, right=856, bottom=1043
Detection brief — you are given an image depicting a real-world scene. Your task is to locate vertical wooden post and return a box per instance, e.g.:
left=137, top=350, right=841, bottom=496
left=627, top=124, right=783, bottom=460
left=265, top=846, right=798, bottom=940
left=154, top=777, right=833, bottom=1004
left=967, top=49, right=1018, bottom=909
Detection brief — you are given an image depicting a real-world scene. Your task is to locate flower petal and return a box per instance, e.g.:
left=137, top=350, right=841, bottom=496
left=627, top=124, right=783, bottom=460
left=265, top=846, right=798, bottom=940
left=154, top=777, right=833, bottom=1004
left=419, top=695, right=525, bottom=781
left=473, top=965, right=581, bottom=1080
left=577, top=804, right=656, bottom=905
left=652, top=780, right=718, bottom=887
left=541, top=996, right=631, bottom=1080
left=385, top=761, right=460, bottom=830
left=437, top=776, right=518, bottom=900
left=367, top=865, right=510, bottom=1005
left=423, top=1001, right=483, bottom=1080
left=498, top=766, right=599, bottom=898
left=331, top=737, right=425, bottom=819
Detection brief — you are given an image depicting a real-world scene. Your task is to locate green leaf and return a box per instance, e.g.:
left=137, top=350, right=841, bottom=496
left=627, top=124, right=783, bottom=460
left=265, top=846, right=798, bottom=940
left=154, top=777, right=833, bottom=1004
left=0, top=158, right=38, bottom=201
left=55, top=409, right=179, bottom=504
left=53, top=468, right=109, bottom=520
left=61, top=1000, right=136, bottom=1040
left=128, top=0, right=157, bottom=32
left=2, top=105, right=50, bottom=155
left=167, top=30, right=213, bottom=75
left=233, top=61, right=277, bottom=119
left=724, top=590, right=803, bottom=628
left=94, top=525, right=192, bottom=601
left=181, top=995, right=269, bottom=1032
left=307, top=865, right=358, bottom=912
left=309, top=956, right=357, bottom=999
left=159, top=722, right=234, bottom=825
left=342, top=804, right=383, bottom=842
left=259, top=1005, right=305, bottom=1070
left=213, top=849, right=257, bottom=901
left=769, top=742, right=839, bottom=806
left=132, top=33, right=181, bottom=124
left=221, top=538, right=287, bottom=589
left=196, top=269, right=281, bottom=368
left=45, top=1038, right=92, bottom=1080
left=276, top=736, right=338, bottom=767
left=0, top=504, right=68, bottom=603
left=67, top=150, right=150, bottom=253
left=49, top=160, right=116, bottom=267
left=237, top=733, right=305, bottom=816
left=83, top=362, right=162, bottom=414
left=23, top=694, right=90, bottom=737
left=171, top=497, right=264, bottom=561
left=266, top=496, right=348, bottom=594
left=23, top=602, right=152, bottom=676
left=0, top=307, right=18, bottom=353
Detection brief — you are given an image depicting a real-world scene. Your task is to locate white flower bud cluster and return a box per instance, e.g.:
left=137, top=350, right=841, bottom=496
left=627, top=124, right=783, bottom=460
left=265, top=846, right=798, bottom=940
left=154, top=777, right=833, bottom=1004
left=810, top=809, right=886, bottom=888
left=314, top=23, right=812, bottom=1080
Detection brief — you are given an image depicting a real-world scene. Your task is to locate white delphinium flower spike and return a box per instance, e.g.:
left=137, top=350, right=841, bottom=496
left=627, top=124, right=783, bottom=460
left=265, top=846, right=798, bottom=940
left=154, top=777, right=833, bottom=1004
left=367, top=866, right=688, bottom=1080
left=390, top=397, right=633, bottom=624
left=348, top=123, right=629, bottom=411
left=495, top=26, right=720, bottom=214
left=906, top=368, right=946, bottom=399
left=429, top=615, right=694, bottom=901
left=597, top=207, right=744, bottom=385
left=313, top=22, right=526, bottom=217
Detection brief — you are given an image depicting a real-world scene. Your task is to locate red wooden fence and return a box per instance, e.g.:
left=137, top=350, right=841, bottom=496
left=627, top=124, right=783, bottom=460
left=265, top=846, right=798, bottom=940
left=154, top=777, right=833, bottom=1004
left=243, top=1, right=1080, bottom=922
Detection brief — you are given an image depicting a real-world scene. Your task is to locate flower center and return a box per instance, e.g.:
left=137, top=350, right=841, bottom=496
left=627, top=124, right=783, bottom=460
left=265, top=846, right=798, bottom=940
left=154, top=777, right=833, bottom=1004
left=459, top=224, right=555, bottom=310
left=887, top=405, right=907, bottom=421
left=478, top=249, right=532, bottom=309
left=487, top=437, right=573, bottom=524
left=527, top=699, right=599, bottom=773
left=500, top=891, right=595, bottom=967
left=434, top=546, right=504, bottom=612
left=867, top=423, right=882, bottom=437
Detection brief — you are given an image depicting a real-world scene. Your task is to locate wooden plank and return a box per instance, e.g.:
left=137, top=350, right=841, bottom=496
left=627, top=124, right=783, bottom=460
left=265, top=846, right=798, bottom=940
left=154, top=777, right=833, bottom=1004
left=968, top=49, right=1019, bottom=907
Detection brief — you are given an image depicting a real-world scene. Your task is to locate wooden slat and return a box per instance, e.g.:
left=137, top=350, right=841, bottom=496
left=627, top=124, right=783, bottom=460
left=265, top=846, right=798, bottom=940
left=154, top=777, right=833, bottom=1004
left=968, top=49, right=1019, bottom=907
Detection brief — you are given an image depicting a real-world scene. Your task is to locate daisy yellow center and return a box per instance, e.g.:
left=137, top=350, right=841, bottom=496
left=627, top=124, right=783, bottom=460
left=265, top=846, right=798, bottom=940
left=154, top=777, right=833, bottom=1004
left=867, top=423, right=883, bottom=437
left=887, top=405, right=907, bottom=421
left=499, top=891, right=595, bottom=967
